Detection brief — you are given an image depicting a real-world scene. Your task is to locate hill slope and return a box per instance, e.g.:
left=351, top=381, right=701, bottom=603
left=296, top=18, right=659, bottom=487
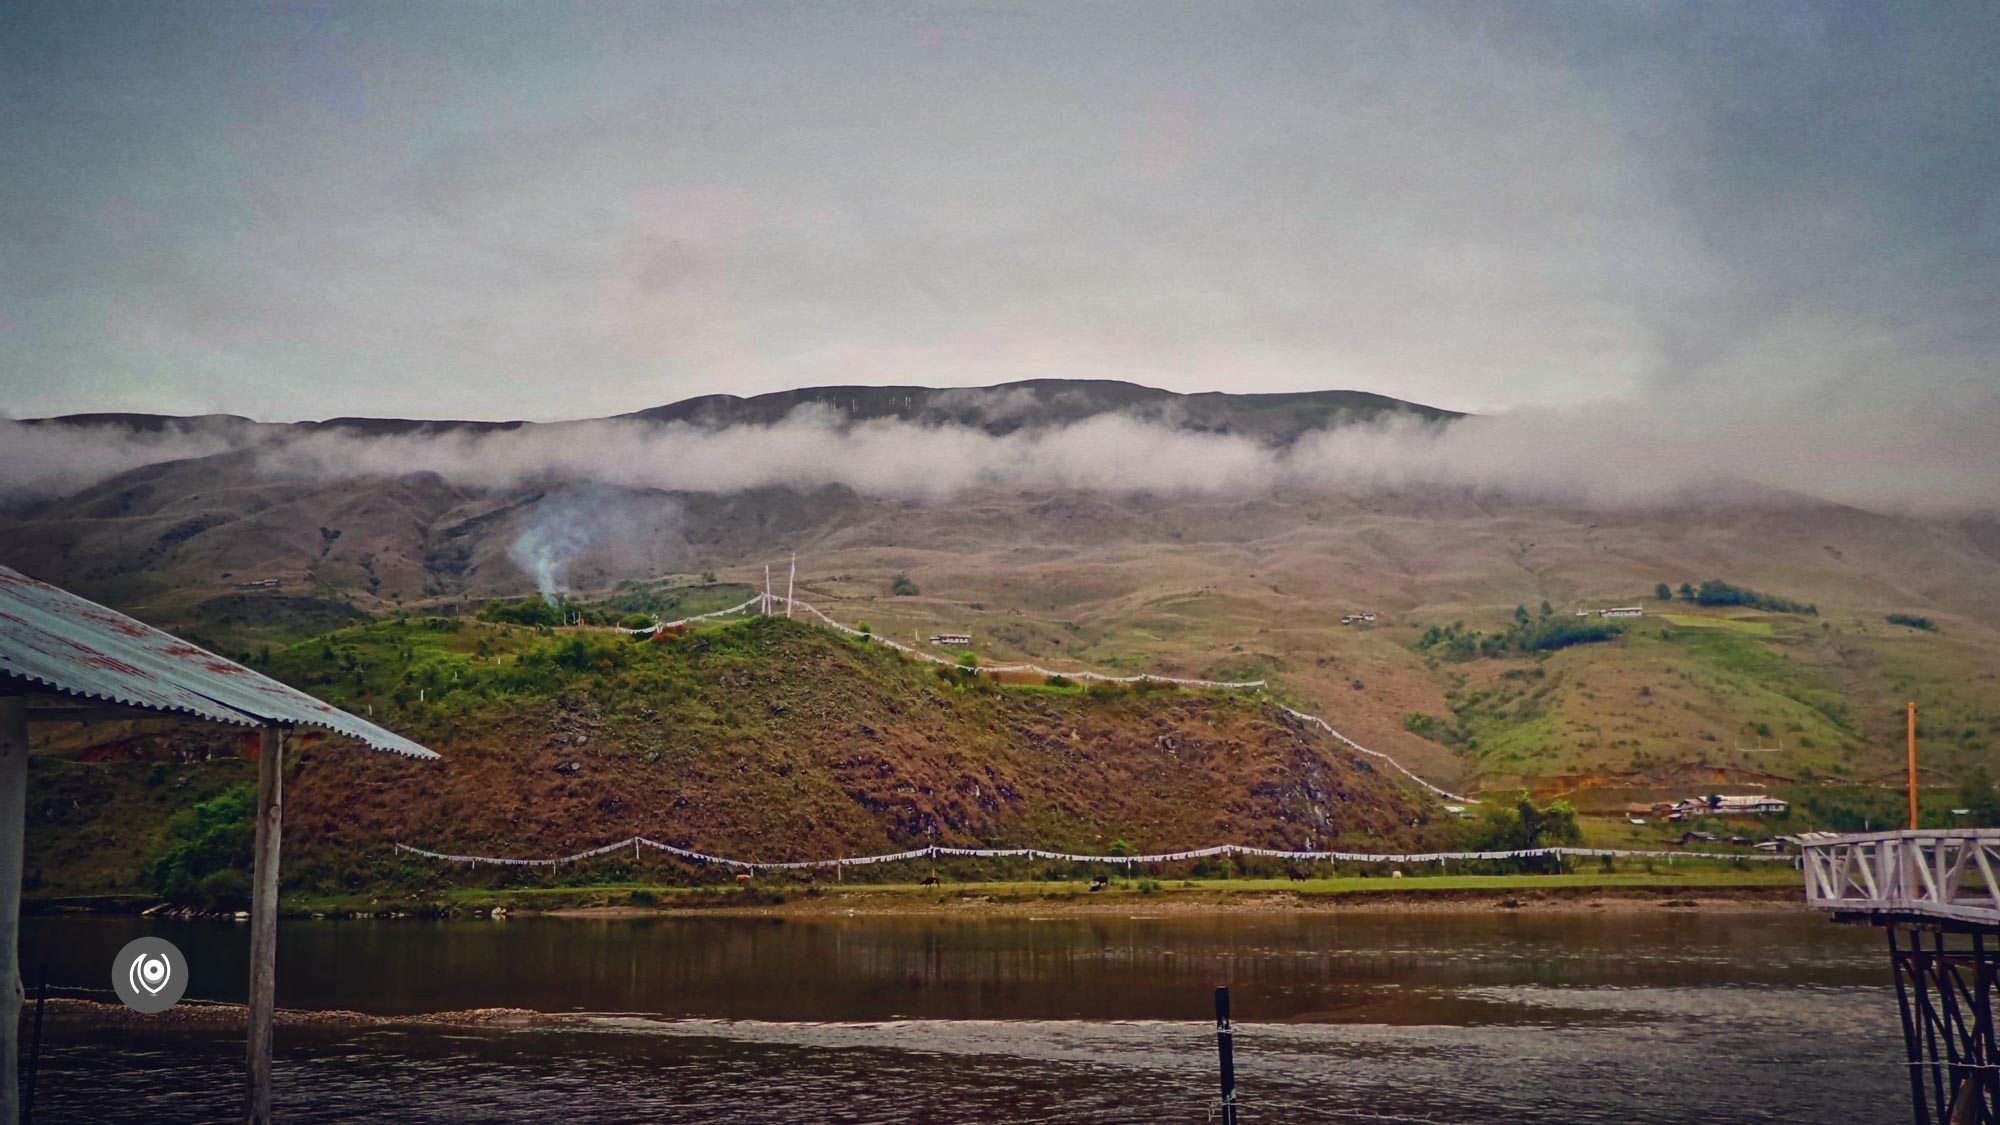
left=6, top=378, right=1998, bottom=797
left=25, top=616, right=1445, bottom=902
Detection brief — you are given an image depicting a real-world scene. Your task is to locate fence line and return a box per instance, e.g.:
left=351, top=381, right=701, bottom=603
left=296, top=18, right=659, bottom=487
left=610, top=592, right=1476, bottom=803
left=394, top=837, right=1797, bottom=871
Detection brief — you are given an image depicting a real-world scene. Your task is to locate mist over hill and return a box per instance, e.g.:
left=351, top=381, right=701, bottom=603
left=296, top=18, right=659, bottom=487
left=5, top=378, right=1999, bottom=799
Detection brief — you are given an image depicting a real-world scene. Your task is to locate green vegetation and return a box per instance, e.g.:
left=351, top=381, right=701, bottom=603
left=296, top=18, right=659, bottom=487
left=476, top=596, right=606, bottom=627
left=1675, top=579, right=1817, bottom=615
left=1659, top=613, right=1773, bottom=635
left=1460, top=797, right=1582, bottom=855
left=1886, top=613, right=1936, bottom=632
left=283, top=867, right=1799, bottom=915
left=1655, top=583, right=1673, bottom=601
left=1417, top=608, right=1621, bottom=660
left=151, top=784, right=255, bottom=909
left=890, top=574, right=920, bottom=597
left=1960, top=768, right=2000, bottom=827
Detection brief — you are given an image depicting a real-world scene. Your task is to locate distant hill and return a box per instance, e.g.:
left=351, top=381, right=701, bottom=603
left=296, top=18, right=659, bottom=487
left=5, top=378, right=1998, bottom=800
left=615, top=379, right=1459, bottom=440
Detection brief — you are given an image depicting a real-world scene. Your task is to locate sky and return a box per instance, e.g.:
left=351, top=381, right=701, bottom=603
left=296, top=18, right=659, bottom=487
left=1, top=2, right=1996, bottom=423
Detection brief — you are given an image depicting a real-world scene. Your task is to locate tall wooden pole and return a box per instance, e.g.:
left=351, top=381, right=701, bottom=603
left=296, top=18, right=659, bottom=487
left=1907, top=702, right=1919, bottom=831
left=245, top=726, right=285, bottom=1124
left=1214, top=986, right=1239, bottom=1125
left=786, top=554, right=796, bottom=618
left=0, top=696, right=29, bottom=1125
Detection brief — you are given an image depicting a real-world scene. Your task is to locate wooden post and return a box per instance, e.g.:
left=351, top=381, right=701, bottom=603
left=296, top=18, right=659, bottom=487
left=1214, top=986, right=1239, bottom=1125
left=245, top=726, right=285, bottom=1124
left=0, top=695, right=28, bottom=1125
left=1908, top=702, right=1920, bottom=831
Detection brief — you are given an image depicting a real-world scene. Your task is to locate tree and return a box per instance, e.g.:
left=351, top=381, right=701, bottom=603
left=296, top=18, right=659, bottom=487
left=955, top=649, right=979, bottom=670
left=1463, top=797, right=1582, bottom=856
left=1513, top=605, right=1531, bottom=626
left=1960, top=767, right=2000, bottom=827
left=1539, top=600, right=1553, bottom=619
left=152, top=785, right=256, bottom=908
left=1678, top=583, right=1696, bottom=602
left=700, top=570, right=717, bottom=584
left=890, top=574, right=920, bottom=597
left=1655, top=583, right=1673, bottom=601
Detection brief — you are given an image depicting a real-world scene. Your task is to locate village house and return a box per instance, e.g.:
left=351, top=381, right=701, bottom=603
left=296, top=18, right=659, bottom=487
left=929, top=633, right=972, bottom=647
left=1672, top=794, right=1789, bottom=817
left=1599, top=606, right=1645, bottom=618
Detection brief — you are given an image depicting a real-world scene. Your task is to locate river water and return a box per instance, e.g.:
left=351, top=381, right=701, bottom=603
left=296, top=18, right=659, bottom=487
left=22, top=909, right=1905, bottom=1123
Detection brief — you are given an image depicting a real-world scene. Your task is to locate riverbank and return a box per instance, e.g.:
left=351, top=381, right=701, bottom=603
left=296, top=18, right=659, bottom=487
left=326, top=869, right=1803, bottom=918
left=24, top=870, right=1805, bottom=920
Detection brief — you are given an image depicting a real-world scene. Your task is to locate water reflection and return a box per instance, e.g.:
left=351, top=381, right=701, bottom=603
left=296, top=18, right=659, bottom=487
left=24, top=911, right=1905, bottom=1123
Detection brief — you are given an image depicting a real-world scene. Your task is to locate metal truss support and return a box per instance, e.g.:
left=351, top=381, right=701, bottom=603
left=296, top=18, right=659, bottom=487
left=1889, top=925, right=2000, bottom=1124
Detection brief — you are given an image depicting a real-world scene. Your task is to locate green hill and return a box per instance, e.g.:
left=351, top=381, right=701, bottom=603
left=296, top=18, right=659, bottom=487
left=25, top=615, right=1447, bottom=906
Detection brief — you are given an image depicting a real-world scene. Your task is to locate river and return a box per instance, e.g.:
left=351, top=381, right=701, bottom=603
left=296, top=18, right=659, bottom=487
left=21, top=909, right=1904, bottom=1123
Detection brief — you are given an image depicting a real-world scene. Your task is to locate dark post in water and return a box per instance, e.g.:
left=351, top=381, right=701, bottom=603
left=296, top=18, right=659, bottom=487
left=1215, top=986, right=1239, bottom=1125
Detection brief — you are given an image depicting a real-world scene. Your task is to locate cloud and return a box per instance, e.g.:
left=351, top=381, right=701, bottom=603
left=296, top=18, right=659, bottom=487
left=4, top=381, right=1995, bottom=515
left=2, top=5, right=1994, bottom=422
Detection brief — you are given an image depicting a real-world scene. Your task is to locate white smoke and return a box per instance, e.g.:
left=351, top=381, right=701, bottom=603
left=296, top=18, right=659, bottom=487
left=505, top=486, right=684, bottom=600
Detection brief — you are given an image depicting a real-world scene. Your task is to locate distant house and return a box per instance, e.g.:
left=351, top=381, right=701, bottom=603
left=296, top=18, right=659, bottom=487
left=1674, top=794, right=1788, bottom=817
left=929, top=633, right=972, bottom=647
left=1599, top=606, right=1645, bottom=619
left=1339, top=612, right=1377, bottom=625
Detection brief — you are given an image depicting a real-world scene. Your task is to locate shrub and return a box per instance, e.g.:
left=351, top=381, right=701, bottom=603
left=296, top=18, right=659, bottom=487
left=890, top=574, right=920, bottom=597
left=1886, top=613, right=1936, bottom=632
left=152, top=784, right=256, bottom=908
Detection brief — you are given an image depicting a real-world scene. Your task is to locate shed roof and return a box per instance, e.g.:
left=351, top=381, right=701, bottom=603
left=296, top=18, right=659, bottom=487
left=0, top=566, right=436, bottom=759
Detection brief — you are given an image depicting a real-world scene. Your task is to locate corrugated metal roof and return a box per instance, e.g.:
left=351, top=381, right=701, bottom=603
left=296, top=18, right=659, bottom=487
left=0, top=565, right=437, bottom=759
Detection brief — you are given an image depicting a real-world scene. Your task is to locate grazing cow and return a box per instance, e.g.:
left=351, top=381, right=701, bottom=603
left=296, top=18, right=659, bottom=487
left=735, top=873, right=752, bottom=887
left=1286, top=867, right=1310, bottom=882
left=1089, top=875, right=1111, bottom=892
left=920, top=874, right=939, bottom=886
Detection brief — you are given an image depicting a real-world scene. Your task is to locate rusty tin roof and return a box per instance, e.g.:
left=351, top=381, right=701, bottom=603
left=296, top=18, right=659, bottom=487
left=0, top=566, right=436, bottom=759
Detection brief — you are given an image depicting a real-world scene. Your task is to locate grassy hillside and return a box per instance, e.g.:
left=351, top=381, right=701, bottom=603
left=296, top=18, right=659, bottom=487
left=25, top=616, right=1448, bottom=905
left=6, top=384, right=1996, bottom=801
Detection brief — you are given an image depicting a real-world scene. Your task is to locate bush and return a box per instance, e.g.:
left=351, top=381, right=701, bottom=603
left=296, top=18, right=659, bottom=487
left=1886, top=613, right=1936, bottom=632
left=152, top=784, right=257, bottom=908
left=478, top=596, right=564, bottom=627
left=1690, top=579, right=1816, bottom=615
left=890, top=574, right=920, bottom=597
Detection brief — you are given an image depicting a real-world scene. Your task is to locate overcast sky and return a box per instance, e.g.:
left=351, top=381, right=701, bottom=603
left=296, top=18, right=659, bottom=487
left=2, top=2, right=1995, bottom=422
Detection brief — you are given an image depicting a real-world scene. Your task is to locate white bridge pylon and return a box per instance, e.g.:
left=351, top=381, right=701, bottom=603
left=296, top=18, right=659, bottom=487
left=1802, top=830, right=2000, bottom=927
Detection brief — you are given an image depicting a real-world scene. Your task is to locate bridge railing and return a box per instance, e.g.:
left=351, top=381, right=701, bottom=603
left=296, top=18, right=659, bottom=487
left=1801, top=830, right=2000, bottom=925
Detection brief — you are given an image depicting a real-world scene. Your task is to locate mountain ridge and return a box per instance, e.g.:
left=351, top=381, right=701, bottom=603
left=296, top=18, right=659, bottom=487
left=23, top=378, right=1461, bottom=441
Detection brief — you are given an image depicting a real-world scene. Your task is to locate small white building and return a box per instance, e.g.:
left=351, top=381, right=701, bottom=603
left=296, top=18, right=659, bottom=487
left=1600, top=606, right=1645, bottom=618
left=1675, top=794, right=1788, bottom=817
left=929, top=633, right=972, bottom=647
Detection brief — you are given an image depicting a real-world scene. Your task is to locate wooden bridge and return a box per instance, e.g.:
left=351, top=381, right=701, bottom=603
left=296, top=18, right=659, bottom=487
left=1803, top=830, right=2000, bottom=1124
